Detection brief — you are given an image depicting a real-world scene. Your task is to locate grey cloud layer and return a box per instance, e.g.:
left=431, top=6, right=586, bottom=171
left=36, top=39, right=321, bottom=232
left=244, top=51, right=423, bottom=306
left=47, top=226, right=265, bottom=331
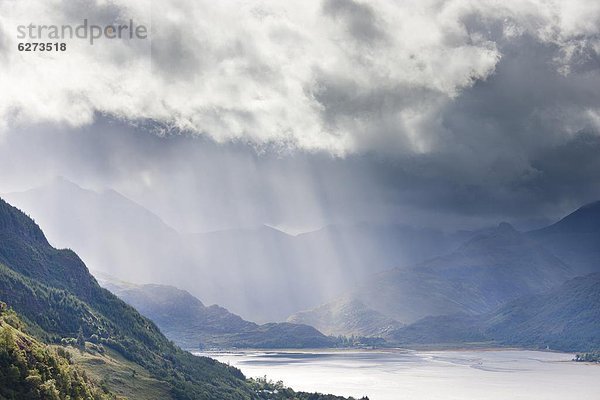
left=1, top=0, right=600, bottom=229
left=3, top=0, right=598, bottom=155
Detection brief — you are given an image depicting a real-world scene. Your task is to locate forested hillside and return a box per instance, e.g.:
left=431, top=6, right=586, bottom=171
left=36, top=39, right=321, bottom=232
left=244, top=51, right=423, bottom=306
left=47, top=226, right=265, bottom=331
left=0, top=303, right=112, bottom=400
left=0, top=197, right=362, bottom=400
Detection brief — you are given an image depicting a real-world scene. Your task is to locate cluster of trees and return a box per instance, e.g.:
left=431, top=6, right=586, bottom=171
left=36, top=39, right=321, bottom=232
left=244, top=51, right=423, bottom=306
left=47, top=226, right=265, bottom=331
left=0, top=303, right=114, bottom=400
left=0, top=263, right=255, bottom=399
left=250, top=376, right=369, bottom=400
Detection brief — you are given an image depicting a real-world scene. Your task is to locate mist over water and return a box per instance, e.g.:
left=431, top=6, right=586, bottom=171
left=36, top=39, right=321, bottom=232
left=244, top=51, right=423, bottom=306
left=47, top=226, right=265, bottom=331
left=202, top=349, right=600, bottom=400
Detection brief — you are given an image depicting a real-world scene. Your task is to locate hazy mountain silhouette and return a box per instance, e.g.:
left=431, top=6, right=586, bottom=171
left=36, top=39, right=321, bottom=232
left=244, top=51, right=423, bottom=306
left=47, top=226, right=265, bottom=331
left=291, top=223, right=573, bottom=336
left=391, top=273, right=600, bottom=352
left=99, top=275, right=335, bottom=349
left=5, top=178, right=470, bottom=322
left=530, top=200, right=600, bottom=275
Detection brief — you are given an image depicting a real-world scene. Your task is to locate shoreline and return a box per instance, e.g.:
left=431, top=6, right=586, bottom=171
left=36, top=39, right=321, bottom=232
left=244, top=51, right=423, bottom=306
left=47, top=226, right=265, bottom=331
left=194, top=346, right=577, bottom=356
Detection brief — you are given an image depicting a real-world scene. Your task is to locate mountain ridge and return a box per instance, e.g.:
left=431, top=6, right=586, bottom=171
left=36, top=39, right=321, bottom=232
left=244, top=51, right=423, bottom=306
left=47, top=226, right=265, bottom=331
left=99, top=277, right=336, bottom=349
left=4, top=179, right=472, bottom=322
left=0, top=197, right=256, bottom=399
left=390, top=272, right=600, bottom=352
left=0, top=196, right=363, bottom=399
left=529, top=200, right=600, bottom=275
left=291, top=223, right=573, bottom=337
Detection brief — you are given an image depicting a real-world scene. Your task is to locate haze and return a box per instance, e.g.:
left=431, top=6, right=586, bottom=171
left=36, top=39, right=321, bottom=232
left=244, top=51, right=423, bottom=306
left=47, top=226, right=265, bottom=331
left=1, top=0, right=600, bottom=322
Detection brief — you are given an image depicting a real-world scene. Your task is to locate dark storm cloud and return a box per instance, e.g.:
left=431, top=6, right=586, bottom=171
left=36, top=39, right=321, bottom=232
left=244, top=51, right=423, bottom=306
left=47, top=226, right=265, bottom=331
left=2, top=112, right=600, bottom=234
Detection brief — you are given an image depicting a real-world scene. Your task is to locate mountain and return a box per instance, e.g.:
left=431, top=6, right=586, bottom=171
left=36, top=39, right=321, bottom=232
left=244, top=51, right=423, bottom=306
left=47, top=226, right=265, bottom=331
left=0, top=197, right=255, bottom=399
left=288, top=296, right=403, bottom=338
left=99, top=277, right=336, bottom=349
left=390, top=273, right=600, bottom=352
left=0, top=197, right=361, bottom=400
left=4, top=179, right=470, bottom=323
left=530, top=200, right=600, bottom=275
left=290, top=223, right=573, bottom=336
left=2, top=177, right=187, bottom=286
left=482, top=272, right=600, bottom=351
left=183, top=223, right=469, bottom=322
left=294, top=223, right=468, bottom=277
left=184, top=225, right=306, bottom=322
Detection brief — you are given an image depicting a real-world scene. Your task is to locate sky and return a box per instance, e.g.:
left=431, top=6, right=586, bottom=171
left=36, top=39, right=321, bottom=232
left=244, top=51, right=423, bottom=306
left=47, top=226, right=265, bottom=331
left=1, top=0, right=600, bottom=233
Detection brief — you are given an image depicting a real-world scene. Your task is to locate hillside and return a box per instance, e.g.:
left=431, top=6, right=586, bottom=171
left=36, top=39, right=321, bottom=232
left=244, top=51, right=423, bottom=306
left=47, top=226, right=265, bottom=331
left=391, top=273, right=600, bottom=352
left=530, top=200, right=600, bottom=275
left=100, top=278, right=335, bottom=349
left=0, top=197, right=361, bottom=400
left=0, top=303, right=113, bottom=400
left=0, top=197, right=255, bottom=399
left=291, top=223, right=573, bottom=336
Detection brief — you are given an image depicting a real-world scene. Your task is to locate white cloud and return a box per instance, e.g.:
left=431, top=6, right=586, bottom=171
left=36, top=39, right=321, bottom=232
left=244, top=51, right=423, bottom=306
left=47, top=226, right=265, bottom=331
left=0, top=0, right=599, bottom=154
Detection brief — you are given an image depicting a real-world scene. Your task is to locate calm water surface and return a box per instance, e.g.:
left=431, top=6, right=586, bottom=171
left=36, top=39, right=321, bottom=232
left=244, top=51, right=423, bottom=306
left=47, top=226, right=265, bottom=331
left=196, top=349, right=600, bottom=400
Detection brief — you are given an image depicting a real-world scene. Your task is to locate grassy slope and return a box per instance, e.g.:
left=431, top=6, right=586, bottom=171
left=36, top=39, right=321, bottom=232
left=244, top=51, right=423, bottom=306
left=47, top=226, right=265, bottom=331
left=68, top=345, right=174, bottom=400
left=0, top=304, right=113, bottom=400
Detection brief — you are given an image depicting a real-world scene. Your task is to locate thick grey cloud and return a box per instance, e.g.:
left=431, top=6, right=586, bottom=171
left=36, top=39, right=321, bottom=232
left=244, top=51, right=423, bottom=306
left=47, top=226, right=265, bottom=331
left=0, top=0, right=600, bottom=231
left=0, top=0, right=512, bottom=151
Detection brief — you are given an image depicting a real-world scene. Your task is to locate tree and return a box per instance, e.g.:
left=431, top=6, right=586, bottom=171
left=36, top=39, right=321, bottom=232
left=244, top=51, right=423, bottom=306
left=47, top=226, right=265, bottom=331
left=77, top=326, right=85, bottom=348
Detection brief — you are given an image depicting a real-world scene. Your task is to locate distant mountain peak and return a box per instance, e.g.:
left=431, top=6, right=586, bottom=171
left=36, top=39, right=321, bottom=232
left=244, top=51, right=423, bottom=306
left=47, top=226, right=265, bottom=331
left=455, top=221, right=525, bottom=255
left=52, top=175, right=78, bottom=185
left=45, top=176, right=89, bottom=193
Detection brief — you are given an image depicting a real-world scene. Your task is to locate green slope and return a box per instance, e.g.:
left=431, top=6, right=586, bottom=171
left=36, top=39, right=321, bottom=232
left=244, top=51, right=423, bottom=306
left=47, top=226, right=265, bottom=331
left=483, top=273, right=600, bottom=351
left=0, top=198, right=253, bottom=399
left=0, top=303, right=113, bottom=400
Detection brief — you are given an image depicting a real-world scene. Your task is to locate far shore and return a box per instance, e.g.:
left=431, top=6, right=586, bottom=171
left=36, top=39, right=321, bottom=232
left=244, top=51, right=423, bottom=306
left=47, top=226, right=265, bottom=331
left=193, top=345, right=577, bottom=355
